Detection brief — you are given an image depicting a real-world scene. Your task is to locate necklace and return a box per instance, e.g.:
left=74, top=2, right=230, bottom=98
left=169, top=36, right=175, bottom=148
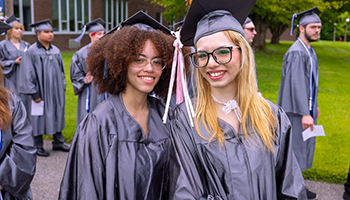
left=212, top=94, right=242, bottom=123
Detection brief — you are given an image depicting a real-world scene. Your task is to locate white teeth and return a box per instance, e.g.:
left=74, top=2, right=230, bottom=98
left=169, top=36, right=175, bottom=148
left=209, top=71, right=225, bottom=77
left=140, top=76, right=154, bottom=80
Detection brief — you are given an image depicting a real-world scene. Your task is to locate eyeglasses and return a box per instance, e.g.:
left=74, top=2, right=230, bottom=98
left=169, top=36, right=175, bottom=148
left=131, top=57, right=165, bottom=70
left=244, top=27, right=256, bottom=32
left=189, top=46, right=239, bottom=68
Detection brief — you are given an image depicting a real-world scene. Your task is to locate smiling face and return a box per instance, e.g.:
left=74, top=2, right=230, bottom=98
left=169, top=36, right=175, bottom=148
left=196, top=31, right=241, bottom=91
left=125, top=40, right=163, bottom=96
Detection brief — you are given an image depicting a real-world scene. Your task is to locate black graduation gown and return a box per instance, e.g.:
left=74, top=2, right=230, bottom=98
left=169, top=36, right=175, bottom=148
left=70, top=44, right=106, bottom=125
left=0, top=92, right=37, bottom=200
left=277, top=39, right=319, bottom=170
left=169, top=100, right=307, bottom=200
left=59, top=94, right=171, bottom=200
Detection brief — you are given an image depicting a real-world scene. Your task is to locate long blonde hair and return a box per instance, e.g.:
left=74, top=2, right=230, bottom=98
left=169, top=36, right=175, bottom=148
left=194, top=30, right=277, bottom=152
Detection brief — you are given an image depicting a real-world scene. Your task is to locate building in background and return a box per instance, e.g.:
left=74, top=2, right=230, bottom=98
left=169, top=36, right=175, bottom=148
left=1, top=0, right=169, bottom=51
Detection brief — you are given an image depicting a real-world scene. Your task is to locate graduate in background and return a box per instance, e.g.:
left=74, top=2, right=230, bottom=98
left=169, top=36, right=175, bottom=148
left=169, top=0, right=307, bottom=199
left=0, top=15, right=30, bottom=93
left=59, top=11, right=175, bottom=199
left=0, top=21, right=36, bottom=199
left=243, top=17, right=257, bottom=44
left=70, top=18, right=106, bottom=126
left=277, top=8, right=321, bottom=200
left=18, top=19, right=69, bottom=157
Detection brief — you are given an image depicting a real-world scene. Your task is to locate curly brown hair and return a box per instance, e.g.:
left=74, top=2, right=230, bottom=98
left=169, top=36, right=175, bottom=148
left=86, top=26, right=176, bottom=98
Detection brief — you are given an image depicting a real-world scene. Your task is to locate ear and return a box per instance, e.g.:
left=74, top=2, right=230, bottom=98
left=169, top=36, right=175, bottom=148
left=89, top=32, right=93, bottom=39
left=299, top=25, right=305, bottom=34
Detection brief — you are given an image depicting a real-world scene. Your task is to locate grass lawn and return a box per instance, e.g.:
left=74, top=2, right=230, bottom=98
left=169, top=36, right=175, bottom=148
left=60, top=40, right=350, bottom=184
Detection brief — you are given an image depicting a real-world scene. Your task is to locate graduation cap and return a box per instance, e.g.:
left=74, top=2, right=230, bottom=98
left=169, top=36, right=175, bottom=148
left=290, top=7, right=321, bottom=35
left=75, top=18, right=105, bottom=42
left=104, top=10, right=171, bottom=36
left=243, top=17, right=252, bottom=26
left=174, top=20, right=185, bottom=31
left=0, top=20, right=13, bottom=35
left=29, top=19, right=52, bottom=32
left=4, top=15, right=20, bottom=26
left=180, top=0, right=256, bottom=46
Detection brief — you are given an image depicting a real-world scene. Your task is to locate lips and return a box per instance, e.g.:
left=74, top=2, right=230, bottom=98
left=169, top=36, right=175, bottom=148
left=138, top=75, right=155, bottom=83
left=207, top=70, right=226, bottom=80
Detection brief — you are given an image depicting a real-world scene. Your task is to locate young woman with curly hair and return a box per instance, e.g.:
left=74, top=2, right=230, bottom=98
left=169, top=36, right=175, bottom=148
left=169, top=0, right=307, bottom=199
left=0, top=65, right=37, bottom=199
left=59, top=12, right=176, bottom=199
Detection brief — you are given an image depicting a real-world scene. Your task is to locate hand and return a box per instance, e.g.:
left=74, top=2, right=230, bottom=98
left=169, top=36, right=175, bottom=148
left=317, top=107, right=320, bottom=118
left=85, top=72, right=93, bottom=84
left=34, top=98, right=41, bottom=103
left=0, top=185, right=3, bottom=190
left=302, top=115, right=314, bottom=131
left=15, top=56, right=22, bottom=64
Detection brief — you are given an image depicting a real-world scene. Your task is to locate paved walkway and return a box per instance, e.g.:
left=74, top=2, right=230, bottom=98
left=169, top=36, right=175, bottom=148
left=30, top=140, right=346, bottom=200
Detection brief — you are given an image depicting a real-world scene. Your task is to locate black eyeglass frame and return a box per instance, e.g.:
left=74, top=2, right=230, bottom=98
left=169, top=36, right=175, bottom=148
left=189, top=46, right=239, bottom=68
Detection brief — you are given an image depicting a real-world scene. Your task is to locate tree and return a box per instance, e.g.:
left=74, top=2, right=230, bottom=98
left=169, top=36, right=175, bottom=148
left=149, top=0, right=188, bottom=22
left=251, top=0, right=320, bottom=50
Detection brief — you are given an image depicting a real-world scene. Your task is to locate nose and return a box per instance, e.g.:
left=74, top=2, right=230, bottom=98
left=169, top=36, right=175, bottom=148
left=253, top=29, right=257, bottom=35
left=207, top=54, right=219, bottom=68
left=143, top=61, right=154, bottom=72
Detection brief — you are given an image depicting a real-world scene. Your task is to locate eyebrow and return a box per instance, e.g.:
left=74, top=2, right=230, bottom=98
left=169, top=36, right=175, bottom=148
left=139, top=53, right=161, bottom=59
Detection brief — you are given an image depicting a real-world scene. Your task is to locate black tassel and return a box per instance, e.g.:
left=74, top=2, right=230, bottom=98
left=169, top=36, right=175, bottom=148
left=103, top=59, right=108, bottom=79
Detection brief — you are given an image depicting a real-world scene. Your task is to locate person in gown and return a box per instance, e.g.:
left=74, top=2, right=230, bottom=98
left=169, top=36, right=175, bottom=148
left=18, top=19, right=69, bottom=157
left=169, top=0, right=307, bottom=199
left=59, top=11, right=175, bottom=199
left=0, top=15, right=30, bottom=93
left=70, top=18, right=107, bottom=125
left=277, top=7, right=322, bottom=200
left=0, top=23, right=37, bottom=199
left=344, top=164, right=350, bottom=200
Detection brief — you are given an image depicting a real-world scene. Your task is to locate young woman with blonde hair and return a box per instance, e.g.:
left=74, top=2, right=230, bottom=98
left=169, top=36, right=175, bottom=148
left=169, top=0, right=307, bottom=199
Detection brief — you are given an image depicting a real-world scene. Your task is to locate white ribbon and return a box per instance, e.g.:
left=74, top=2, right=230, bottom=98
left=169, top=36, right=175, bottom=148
left=212, top=95, right=242, bottom=123
left=162, top=31, right=195, bottom=126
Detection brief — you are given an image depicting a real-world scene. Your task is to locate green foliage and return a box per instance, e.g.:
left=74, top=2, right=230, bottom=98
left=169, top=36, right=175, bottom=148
left=149, top=0, right=187, bottom=21
left=253, top=0, right=320, bottom=27
left=61, top=52, right=77, bottom=143
left=256, top=40, right=350, bottom=184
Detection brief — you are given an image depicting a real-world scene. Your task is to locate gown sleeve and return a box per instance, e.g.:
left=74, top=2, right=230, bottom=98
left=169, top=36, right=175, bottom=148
left=70, top=51, right=87, bottom=95
left=274, top=105, right=307, bottom=200
left=0, top=93, right=37, bottom=199
left=277, top=51, right=310, bottom=116
left=169, top=107, right=217, bottom=200
left=59, top=114, right=111, bottom=200
left=0, top=43, right=17, bottom=75
left=18, top=50, right=40, bottom=99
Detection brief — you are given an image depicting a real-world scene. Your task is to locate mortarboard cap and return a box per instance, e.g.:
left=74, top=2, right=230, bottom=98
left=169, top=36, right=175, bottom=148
left=290, top=7, right=321, bottom=35
left=75, top=18, right=105, bottom=42
left=5, top=15, right=20, bottom=26
left=0, top=20, right=13, bottom=34
left=104, top=11, right=171, bottom=36
left=243, top=17, right=252, bottom=26
left=29, top=19, right=52, bottom=32
left=85, top=18, right=105, bottom=33
left=180, top=0, right=256, bottom=46
left=174, top=20, right=185, bottom=31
